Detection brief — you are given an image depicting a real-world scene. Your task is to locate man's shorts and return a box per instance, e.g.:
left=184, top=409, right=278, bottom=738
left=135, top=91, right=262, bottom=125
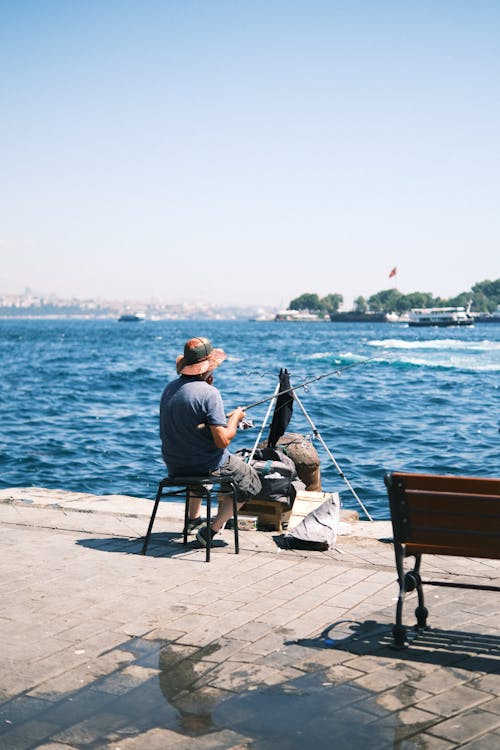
left=210, top=453, right=262, bottom=502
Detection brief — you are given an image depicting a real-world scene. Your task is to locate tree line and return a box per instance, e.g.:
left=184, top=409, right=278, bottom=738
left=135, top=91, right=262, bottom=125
left=289, top=279, right=500, bottom=315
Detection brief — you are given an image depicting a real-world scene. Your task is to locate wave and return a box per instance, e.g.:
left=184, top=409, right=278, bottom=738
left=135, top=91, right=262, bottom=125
left=386, top=356, right=500, bottom=372
left=294, top=348, right=500, bottom=372
left=360, top=339, right=500, bottom=372
left=368, top=338, right=500, bottom=352
left=302, top=351, right=339, bottom=360
left=303, top=351, right=375, bottom=365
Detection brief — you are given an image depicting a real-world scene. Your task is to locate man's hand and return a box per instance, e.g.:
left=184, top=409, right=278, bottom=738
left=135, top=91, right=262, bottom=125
left=210, top=407, right=246, bottom=449
left=227, top=407, right=246, bottom=424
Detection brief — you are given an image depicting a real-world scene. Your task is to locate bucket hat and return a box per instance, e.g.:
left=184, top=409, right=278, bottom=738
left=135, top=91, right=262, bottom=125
left=176, top=337, right=227, bottom=376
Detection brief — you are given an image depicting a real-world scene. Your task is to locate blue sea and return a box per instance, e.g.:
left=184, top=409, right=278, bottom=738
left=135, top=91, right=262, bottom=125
left=0, top=318, right=498, bottom=520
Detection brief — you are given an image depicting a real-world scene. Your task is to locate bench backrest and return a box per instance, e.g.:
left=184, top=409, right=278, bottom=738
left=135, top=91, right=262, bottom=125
left=385, top=471, right=500, bottom=559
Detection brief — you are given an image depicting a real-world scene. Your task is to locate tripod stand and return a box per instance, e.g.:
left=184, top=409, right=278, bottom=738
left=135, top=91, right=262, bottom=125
left=248, top=379, right=374, bottom=522
left=293, top=392, right=373, bottom=522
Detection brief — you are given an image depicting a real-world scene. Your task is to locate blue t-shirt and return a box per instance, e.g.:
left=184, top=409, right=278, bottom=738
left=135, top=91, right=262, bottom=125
left=159, top=375, right=229, bottom=476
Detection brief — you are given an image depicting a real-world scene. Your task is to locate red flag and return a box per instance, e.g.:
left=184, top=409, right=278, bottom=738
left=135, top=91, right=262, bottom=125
left=389, top=267, right=397, bottom=278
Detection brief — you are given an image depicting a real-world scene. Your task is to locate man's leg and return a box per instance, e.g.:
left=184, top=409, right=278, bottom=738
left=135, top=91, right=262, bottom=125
left=197, top=455, right=260, bottom=545
left=210, top=494, right=244, bottom=533
left=187, top=491, right=203, bottom=520
left=185, top=491, right=206, bottom=535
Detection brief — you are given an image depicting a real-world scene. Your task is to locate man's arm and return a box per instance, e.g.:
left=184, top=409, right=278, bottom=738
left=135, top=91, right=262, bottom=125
left=209, top=407, right=245, bottom=449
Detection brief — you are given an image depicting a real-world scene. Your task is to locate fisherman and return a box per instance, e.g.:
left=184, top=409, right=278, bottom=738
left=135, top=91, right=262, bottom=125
left=160, top=336, right=262, bottom=547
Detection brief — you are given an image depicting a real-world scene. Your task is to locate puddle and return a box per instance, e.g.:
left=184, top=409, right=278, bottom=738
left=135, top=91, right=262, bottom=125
left=212, top=667, right=443, bottom=749
left=0, top=637, right=230, bottom=748
left=157, top=640, right=221, bottom=735
left=0, top=632, right=488, bottom=749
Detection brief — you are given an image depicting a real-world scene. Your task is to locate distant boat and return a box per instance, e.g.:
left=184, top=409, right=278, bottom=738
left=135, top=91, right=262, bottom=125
left=118, top=311, right=146, bottom=322
left=408, top=305, right=473, bottom=328
left=330, top=311, right=393, bottom=322
left=274, top=309, right=323, bottom=322
left=473, top=305, right=500, bottom=324
left=250, top=314, right=276, bottom=322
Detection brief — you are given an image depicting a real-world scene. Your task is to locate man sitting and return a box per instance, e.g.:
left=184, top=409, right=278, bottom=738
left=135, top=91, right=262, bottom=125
left=159, top=336, right=261, bottom=546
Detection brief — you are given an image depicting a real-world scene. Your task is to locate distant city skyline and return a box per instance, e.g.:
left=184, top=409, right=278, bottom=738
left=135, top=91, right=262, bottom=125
left=1, top=1, right=499, bottom=308
left=2, top=272, right=496, bottom=313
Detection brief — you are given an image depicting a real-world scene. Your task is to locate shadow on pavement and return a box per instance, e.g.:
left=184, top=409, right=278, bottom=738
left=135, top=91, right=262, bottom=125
left=0, top=632, right=438, bottom=750
left=76, top=531, right=228, bottom=557
left=289, top=617, right=500, bottom=674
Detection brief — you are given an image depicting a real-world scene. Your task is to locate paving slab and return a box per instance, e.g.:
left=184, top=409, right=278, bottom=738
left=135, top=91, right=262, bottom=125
left=0, top=487, right=499, bottom=749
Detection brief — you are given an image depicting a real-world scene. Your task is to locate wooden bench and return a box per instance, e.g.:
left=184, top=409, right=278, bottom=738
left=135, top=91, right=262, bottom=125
left=384, top=471, right=500, bottom=648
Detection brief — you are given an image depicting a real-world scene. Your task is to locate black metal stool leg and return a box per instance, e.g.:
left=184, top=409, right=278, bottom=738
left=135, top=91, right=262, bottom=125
left=143, top=477, right=241, bottom=560
left=183, top=487, right=190, bottom=546
left=205, top=486, right=211, bottom=563
left=142, top=481, right=164, bottom=555
left=232, top=486, right=239, bottom=554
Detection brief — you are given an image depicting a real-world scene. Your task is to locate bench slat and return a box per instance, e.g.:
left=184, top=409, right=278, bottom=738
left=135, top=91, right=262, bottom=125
left=406, top=541, right=500, bottom=559
left=405, top=529, right=500, bottom=558
left=405, top=490, right=500, bottom=517
left=390, top=473, right=500, bottom=495
left=408, top=509, right=500, bottom=533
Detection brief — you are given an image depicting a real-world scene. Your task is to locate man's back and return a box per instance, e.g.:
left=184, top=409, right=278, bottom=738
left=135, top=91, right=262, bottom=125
left=160, top=375, right=229, bottom=476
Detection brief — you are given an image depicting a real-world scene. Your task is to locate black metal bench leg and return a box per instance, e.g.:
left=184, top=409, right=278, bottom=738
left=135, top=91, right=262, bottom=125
left=413, top=554, right=428, bottom=628
left=142, top=482, right=164, bottom=555
left=392, top=541, right=407, bottom=647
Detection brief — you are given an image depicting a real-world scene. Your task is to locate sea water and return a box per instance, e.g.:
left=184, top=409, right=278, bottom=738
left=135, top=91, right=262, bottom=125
left=0, top=318, right=498, bottom=520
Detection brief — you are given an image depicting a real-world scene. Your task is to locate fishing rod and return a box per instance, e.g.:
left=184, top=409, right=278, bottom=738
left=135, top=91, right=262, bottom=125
left=242, top=355, right=378, bottom=412
left=245, top=380, right=281, bottom=462
left=197, top=355, right=378, bottom=431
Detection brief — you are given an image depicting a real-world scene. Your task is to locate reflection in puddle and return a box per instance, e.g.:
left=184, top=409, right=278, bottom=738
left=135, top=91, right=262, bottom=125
left=0, top=633, right=461, bottom=749
left=213, top=669, right=438, bottom=750
left=158, top=640, right=221, bottom=736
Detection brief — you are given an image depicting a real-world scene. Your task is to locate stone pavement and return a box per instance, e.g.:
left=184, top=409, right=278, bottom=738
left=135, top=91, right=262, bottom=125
left=0, top=487, right=499, bottom=750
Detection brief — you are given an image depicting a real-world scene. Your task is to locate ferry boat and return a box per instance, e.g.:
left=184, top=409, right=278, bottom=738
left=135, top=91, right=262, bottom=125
left=408, top=305, right=473, bottom=328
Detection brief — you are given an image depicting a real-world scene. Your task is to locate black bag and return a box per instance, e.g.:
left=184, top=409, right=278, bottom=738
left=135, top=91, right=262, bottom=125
left=238, top=448, right=305, bottom=506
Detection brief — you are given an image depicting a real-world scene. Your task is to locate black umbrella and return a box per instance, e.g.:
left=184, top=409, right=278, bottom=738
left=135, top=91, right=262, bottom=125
left=267, top=368, right=294, bottom=448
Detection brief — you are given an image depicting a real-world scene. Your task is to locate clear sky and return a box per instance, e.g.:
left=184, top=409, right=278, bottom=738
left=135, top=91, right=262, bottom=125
left=1, top=0, right=499, bottom=308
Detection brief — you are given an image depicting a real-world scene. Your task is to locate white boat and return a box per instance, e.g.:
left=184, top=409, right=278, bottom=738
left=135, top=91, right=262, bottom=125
left=408, top=305, right=473, bottom=327
left=274, top=309, right=323, bottom=322
left=250, top=313, right=276, bottom=322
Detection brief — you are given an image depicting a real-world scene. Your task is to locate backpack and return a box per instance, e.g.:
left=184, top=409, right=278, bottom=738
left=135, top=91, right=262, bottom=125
left=238, top=447, right=305, bottom=506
